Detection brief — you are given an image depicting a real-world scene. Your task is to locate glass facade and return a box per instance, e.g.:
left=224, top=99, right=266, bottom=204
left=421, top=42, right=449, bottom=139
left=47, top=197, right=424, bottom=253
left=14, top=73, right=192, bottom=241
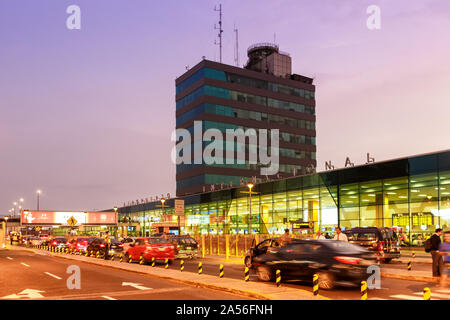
left=120, top=151, right=450, bottom=245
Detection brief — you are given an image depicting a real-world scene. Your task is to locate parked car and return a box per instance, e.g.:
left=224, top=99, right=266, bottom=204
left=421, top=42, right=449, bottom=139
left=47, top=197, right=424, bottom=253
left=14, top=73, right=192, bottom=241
left=125, top=237, right=175, bottom=264
left=168, top=236, right=198, bottom=259
left=68, top=237, right=95, bottom=253
left=50, top=236, right=69, bottom=249
left=121, top=237, right=138, bottom=253
left=343, top=227, right=401, bottom=263
left=86, top=238, right=107, bottom=255
left=248, top=239, right=376, bottom=289
left=30, top=237, right=44, bottom=246
left=109, top=238, right=124, bottom=257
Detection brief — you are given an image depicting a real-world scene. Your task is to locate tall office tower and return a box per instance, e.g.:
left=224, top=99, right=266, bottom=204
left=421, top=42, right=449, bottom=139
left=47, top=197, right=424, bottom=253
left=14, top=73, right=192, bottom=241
left=175, top=43, right=316, bottom=196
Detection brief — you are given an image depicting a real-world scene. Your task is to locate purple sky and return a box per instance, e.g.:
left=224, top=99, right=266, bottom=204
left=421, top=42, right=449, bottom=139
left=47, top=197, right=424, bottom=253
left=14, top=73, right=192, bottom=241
left=1, top=0, right=450, bottom=214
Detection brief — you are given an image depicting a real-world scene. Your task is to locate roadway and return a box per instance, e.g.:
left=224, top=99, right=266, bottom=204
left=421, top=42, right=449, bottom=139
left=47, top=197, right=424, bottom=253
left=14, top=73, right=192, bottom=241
left=0, top=249, right=249, bottom=300
left=1, top=249, right=448, bottom=300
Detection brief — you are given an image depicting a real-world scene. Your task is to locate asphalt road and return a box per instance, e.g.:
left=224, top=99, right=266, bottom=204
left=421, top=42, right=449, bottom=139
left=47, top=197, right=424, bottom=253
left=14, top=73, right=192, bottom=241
left=0, top=249, right=250, bottom=300
left=153, top=257, right=448, bottom=300
left=1, top=249, right=448, bottom=300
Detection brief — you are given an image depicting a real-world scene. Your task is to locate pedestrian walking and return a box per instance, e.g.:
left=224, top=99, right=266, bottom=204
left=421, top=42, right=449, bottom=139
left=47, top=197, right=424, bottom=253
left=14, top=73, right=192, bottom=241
left=426, top=228, right=444, bottom=278
left=279, top=229, right=292, bottom=247
left=333, top=227, right=348, bottom=242
left=438, top=231, right=450, bottom=287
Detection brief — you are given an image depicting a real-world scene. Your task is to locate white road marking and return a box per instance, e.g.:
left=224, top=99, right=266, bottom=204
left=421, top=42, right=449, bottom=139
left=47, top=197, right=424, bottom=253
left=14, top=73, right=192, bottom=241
left=2, top=289, right=45, bottom=299
left=413, top=292, right=450, bottom=299
left=102, top=296, right=117, bottom=300
left=436, top=289, right=450, bottom=294
left=121, top=282, right=152, bottom=290
left=6, top=257, right=13, bottom=260
left=390, top=294, right=433, bottom=300
left=21, top=262, right=30, bottom=267
left=44, top=272, right=62, bottom=280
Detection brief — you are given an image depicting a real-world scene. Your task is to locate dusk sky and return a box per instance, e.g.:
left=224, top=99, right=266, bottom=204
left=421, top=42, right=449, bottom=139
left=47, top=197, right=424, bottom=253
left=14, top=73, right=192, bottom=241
left=1, top=0, right=449, bottom=214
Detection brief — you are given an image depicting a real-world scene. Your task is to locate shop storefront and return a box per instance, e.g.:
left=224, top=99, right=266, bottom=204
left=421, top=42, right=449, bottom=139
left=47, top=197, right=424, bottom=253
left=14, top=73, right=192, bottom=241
left=118, top=150, right=450, bottom=245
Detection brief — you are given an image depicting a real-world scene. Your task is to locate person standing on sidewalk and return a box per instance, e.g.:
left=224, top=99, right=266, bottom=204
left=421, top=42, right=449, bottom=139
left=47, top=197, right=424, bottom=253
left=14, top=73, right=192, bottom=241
left=333, top=227, right=348, bottom=242
left=438, top=231, right=450, bottom=287
left=104, top=231, right=111, bottom=260
left=429, top=228, right=444, bottom=278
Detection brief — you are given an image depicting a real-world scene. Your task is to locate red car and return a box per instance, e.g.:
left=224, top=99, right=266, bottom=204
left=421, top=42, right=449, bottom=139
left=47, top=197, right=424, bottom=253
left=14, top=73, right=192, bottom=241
left=125, top=237, right=175, bottom=264
left=68, top=237, right=94, bottom=253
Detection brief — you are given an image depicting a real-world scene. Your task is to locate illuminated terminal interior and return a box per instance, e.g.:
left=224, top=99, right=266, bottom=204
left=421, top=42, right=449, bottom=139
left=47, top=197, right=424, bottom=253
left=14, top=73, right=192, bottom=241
left=118, top=150, right=450, bottom=246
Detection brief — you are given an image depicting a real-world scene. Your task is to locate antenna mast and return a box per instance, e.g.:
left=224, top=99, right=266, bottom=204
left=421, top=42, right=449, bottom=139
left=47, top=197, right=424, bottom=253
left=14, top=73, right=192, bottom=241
left=234, top=24, right=239, bottom=67
left=214, top=4, right=223, bottom=63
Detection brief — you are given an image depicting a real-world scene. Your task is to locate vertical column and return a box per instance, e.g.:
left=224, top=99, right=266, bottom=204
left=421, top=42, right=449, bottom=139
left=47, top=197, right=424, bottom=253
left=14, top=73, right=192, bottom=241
left=308, top=200, right=319, bottom=234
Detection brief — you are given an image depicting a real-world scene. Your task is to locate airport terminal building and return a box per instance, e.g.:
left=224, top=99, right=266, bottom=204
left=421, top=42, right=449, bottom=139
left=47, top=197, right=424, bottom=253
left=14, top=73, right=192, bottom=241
left=118, top=149, right=450, bottom=245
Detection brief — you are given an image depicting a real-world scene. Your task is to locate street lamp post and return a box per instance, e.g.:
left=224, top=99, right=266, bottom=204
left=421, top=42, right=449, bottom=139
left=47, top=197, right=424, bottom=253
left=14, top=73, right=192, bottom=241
left=37, top=190, right=41, bottom=211
left=4, top=216, right=9, bottom=241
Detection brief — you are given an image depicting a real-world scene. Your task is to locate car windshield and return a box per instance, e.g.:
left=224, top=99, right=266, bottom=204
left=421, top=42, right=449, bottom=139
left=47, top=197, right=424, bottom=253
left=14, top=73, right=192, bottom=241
left=324, top=241, right=369, bottom=254
left=345, top=232, right=377, bottom=241
left=55, top=237, right=66, bottom=242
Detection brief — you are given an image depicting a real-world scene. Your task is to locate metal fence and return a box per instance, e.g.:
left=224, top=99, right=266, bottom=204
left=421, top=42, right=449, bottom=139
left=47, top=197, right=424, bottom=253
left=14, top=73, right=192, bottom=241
left=192, top=233, right=312, bottom=258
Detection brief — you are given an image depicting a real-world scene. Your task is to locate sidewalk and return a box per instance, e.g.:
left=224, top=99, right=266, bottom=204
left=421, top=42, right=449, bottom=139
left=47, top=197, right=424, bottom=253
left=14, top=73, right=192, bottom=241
left=9, top=246, right=328, bottom=300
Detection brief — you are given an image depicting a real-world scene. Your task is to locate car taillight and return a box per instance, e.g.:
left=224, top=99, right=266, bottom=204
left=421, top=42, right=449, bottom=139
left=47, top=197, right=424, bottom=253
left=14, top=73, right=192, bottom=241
left=100, top=244, right=105, bottom=247
left=334, top=256, right=361, bottom=265
left=146, top=246, right=154, bottom=250
left=52, top=241, right=57, bottom=245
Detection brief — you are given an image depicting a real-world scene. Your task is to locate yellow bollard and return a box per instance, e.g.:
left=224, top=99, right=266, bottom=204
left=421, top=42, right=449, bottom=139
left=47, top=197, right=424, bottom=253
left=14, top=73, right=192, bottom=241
left=244, top=267, right=249, bottom=282
left=219, top=264, right=224, bottom=278
left=407, top=259, right=412, bottom=271
left=313, top=274, right=319, bottom=295
left=276, top=270, right=281, bottom=287
left=412, top=251, right=416, bottom=259
left=165, top=259, right=169, bottom=269
left=423, top=288, right=431, bottom=300
left=225, top=234, right=230, bottom=261
left=139, top=254, right=144, bottom=265
left=119, top=253, right=123, bottom=262
left=198, top=262, right=202, bottom=275
left=151, top=257, right=155, bottom=267
left=201, top=235, right=205, bottom=258
left=361, top=281, right=367, bottom=300
left=180, top=259, right=184, bottom=272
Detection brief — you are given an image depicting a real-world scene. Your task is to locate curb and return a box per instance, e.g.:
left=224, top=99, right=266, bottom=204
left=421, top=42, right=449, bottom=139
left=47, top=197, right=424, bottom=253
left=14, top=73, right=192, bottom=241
left=13, top=246, right=328, bottom=300
left=381, top=272, right=447, bottom=283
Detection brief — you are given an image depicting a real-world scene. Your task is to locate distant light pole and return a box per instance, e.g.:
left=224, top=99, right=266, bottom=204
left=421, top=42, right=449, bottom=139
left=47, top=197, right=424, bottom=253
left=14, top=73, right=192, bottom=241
left=36, top=190, right=41, bottom=211
left=4, top=216, right=9, bottom=240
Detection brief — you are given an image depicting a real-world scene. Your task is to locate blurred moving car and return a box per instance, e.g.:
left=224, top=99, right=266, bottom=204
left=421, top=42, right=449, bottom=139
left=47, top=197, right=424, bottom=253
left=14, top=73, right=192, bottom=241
left=50, top=236, right=69, bottom=249
left=248, top=239, right=376, bottom=289
left=244, top=238, right=280, bottom=268
left=125, top=237, right=175, bottom=264
left=168, top=236, right=198, bottom=259
left=343, top=227, right=400, bottom=263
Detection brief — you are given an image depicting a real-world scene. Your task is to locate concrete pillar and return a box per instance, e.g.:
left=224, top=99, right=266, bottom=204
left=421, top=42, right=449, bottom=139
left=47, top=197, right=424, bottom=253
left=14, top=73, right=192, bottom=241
left=308, top=200, right=319, bottom=233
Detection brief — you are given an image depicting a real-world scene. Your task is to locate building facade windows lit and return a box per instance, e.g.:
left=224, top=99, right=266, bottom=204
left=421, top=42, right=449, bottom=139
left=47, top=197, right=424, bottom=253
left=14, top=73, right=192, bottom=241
left=118, top=150, right=450, bottom=245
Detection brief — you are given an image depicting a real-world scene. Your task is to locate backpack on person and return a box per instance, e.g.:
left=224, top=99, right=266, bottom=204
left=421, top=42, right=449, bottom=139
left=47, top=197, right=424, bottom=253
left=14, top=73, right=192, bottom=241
left=424, top=237, right=432, bottom=253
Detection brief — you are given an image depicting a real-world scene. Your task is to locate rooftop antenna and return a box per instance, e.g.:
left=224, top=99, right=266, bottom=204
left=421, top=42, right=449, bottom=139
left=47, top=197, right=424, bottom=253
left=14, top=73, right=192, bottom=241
left=214, top=4, right=223, bottom=63
left=234, top=24, right=239, bottom=67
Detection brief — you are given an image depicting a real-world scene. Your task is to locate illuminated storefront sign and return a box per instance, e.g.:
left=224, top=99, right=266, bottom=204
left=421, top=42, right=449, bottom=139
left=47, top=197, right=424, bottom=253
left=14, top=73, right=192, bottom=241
left=21, top=211, right=117, bottom=226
